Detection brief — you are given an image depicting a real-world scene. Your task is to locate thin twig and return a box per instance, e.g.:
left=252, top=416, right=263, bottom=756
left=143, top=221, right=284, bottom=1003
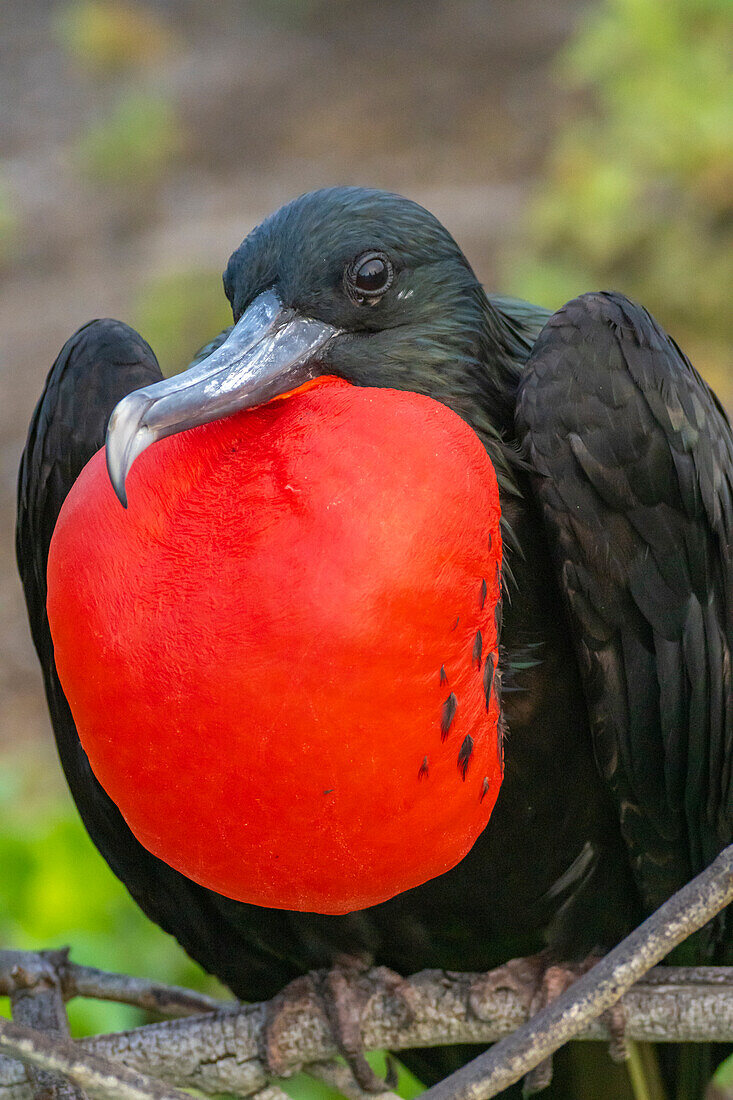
left=5, top=950, right=88, bottom=1100
left=61, top=969, right=229, bottom=1018
left=419, top=842, right=733, bottom=1100
left=0, top=1016, right=193, bottom=1100
left=0, top=955, right=229, bottom=1019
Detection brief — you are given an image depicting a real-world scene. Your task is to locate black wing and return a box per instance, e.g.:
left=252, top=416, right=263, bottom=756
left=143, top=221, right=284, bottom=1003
left=16, top=320, right=315, bottom=996
left=516, top=292, right=733, bottom=914
left=18, top=321, right=163, bottom=664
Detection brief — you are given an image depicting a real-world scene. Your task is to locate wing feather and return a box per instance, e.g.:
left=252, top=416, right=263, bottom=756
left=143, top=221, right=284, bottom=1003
left=517, top=291, right=733, bottom=911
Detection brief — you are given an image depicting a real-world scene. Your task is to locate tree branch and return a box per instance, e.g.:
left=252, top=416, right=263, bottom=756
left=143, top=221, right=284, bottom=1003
left=419, top=841, right=733, bottom=1100
left=0, top=955, right=229, bottom=1019
left=2, top=843, right=733, bottom=1100
left=0, top=1015, right=196, bottom=1100
left=5, top=949, right=88, bottom=1100
left=4, top=966, right=733, bottom=1100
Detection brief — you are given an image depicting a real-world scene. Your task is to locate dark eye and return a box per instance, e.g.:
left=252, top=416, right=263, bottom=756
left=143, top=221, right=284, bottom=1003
left=344, top=251, right=394, bottom=303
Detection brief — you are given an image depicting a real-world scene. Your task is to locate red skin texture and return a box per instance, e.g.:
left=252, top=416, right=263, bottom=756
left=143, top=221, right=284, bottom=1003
left=47, top=378, right=503, bottom=914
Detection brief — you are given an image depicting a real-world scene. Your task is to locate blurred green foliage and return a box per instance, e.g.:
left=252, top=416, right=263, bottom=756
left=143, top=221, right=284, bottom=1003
left=713, top=1052, right=733, bottom=1097
left=0, top=745, right=225, bottom=1036
left=75, top=92, right=182, bottom=185
left=55, top=0, right=174, bottom=74
left=504, top=0, right=732, bottom=402
left=0, top=749, right=424, bottom=1097
left=134, top=270, right=234, bottom=378
left=0, top=180, right=20, bottom=268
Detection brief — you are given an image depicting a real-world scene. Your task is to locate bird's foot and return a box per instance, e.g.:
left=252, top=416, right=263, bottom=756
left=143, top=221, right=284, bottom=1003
left=262, top=956, right=413, bottom=1094
left=469, top=952, right=627, bottom=1094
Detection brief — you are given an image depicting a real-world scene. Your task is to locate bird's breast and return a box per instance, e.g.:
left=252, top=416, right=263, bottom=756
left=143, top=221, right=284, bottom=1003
left=47, top=377, right=503, bottom=913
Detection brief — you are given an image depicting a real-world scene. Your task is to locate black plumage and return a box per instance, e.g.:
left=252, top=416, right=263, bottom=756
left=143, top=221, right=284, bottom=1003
left=15, top=189, right=733, bottom=1091
left=441, top=692, right=458, bottom=741
left=458, top=736, right=474, bottom=780
left=517, top=291, right=733, bottom=917
left=472, top=630, right=483, bottom=668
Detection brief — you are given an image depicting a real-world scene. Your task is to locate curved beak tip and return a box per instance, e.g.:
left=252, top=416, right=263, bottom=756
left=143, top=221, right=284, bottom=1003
left=101, top=290, right=342, bottom=511
left=105, top=392, right=153, bottom=509
left=105, top=440, right=130, bottom=509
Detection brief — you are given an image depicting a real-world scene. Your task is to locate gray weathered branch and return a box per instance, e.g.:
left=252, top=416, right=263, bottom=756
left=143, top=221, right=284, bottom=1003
left=5, top=949, right=88, bottom=1100
left=0, top=954, right=229, bottom=1019
left=0, top=1015, right=196, bottom=1100
left=0, top=953, right=230, bottom=1100
left=4, top=966, right=733, bottom=1100
left=420, top=841, right=733, bottom=1100
left=2, top=838, right=733, bottom=1100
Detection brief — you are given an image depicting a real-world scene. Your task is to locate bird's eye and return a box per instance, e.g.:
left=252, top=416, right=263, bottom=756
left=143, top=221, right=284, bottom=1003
left=344, top=251, right=394, bottom=303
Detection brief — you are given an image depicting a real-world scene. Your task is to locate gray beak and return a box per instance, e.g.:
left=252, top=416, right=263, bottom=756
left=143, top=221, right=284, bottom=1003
left=105, top=289, right=340, bottom=507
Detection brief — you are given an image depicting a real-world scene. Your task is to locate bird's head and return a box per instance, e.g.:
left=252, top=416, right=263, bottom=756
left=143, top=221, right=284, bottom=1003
left=107, top=187, right=517, bottom=506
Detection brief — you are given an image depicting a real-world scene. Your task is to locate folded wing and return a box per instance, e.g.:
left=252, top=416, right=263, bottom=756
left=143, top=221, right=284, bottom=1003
left=517, top=292, right=733, bottom=914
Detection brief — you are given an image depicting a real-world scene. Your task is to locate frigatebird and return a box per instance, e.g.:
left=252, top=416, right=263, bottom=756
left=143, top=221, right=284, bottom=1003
left=16, top=188, right=733, bottom=1093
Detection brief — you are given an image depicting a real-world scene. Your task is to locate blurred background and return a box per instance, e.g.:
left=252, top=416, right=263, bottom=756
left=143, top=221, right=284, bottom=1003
left=0, top=0, right=731, bottom=1091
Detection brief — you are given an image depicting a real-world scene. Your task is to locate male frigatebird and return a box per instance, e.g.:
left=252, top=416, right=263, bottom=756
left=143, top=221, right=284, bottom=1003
left=16, top=188, right=733, bottom=1094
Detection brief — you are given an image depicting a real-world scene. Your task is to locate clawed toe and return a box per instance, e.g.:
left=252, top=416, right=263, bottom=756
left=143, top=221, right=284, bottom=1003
left=601, top=1001, right=628, bottom=1063
left=262, top=974, right=319, bottom=1080
left=262, top=960, right=412, bottom=1094
left=469, top=951, right=624, bottom=1094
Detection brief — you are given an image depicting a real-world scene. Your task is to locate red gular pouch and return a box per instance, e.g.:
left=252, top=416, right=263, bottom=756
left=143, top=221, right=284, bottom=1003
left=47, top=377, right=504, bottom=914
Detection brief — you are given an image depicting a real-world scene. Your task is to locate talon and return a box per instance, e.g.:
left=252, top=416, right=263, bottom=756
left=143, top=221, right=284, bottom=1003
left=384, top=1053, right=400, bottom=1091
left=470, top=952, right=609, bottom=1095
left=263, top=963, right=401, bottom=1094
left=523, top=1056, right=554, bottom=1095
left=529, top=962, right=580, bottom=1017
left=370, top=965, right=417, bottom=1027
left=262, top=974, right=319, bottom=1079
left=468, top=954, right=548, bottom=1017
left=601, top=1002, right=628, bottom=1063
left=321, top=967, right=386, bottom=1092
